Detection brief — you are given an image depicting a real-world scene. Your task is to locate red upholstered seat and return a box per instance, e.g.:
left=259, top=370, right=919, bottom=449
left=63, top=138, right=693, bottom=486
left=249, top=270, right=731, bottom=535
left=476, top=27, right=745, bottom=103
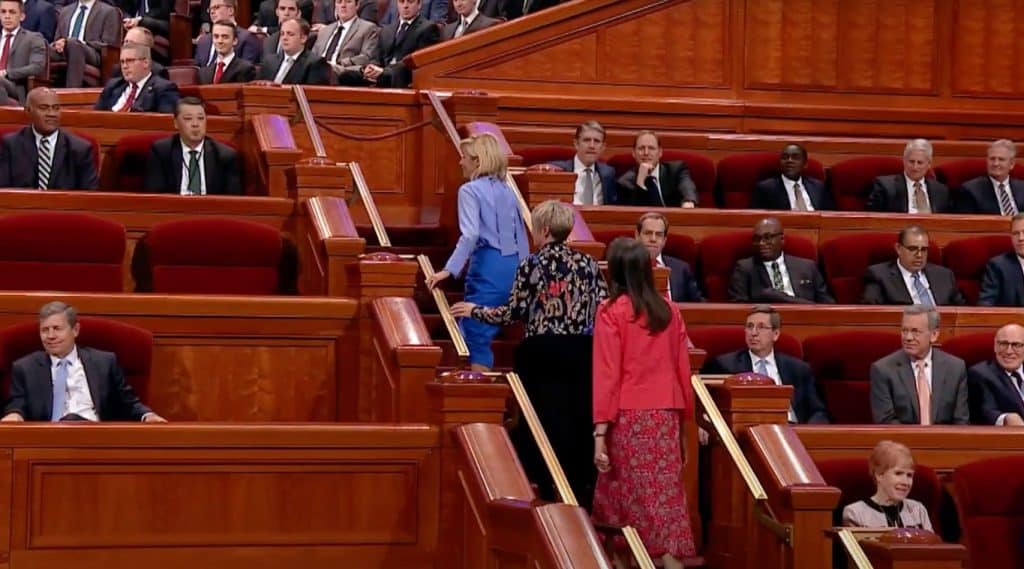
left=697, top=231, right=818, bottom=302
left=942, top=235, right=1011, bottom=305
left=716, top=151, right=826, bottom=209
left=111, top=133, right=168, bottom=192
left=934, top=158, right=1024, bottom=191
left=816, top=458, right=942, bottom=531
left=607, top=151, right=717, bottom=208
left=828, top=156, right=905, bottom=211
left=941, top=332, right=994, bottom=369
left=590, top=229, right=696, bottom=266
left=0, top=316, right=152, bottom=403
left=820, top=232, right=942, bottom=304
left=516, top=147, right=577, bottom=166
left=0, top=212, right=124, bottom=292
left=137, top=217, right=296, bottom=294
left=953, top=455, right=1024, bottom=569
left=803, top=331, right=902, bottom=424
left=690, top=326, right=803, bottom=364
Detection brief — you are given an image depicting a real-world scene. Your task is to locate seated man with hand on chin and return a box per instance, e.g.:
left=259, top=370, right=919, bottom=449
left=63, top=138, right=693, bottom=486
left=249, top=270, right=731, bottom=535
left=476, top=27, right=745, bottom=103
left=2, top=301, right=166, bottom=422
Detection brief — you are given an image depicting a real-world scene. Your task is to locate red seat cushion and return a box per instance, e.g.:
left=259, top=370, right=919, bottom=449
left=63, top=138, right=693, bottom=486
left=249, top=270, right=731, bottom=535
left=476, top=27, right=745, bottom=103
left=953, top=455, right=1024, bottom=569
left=803, top=331, right=902, bottom=424
left=697, top=231, right=818, bottom=302
left=716, top=152, right=826, bottom=209
left=942, top=236, right=1012, bottom=305
left=820, top=232, right=942, bottom=304
left=690, top=326, right=803, bottom=363
left=607, top=151, right=717, bottom=208
left=516, top=147, right=577, bottom=167
left=0, top=212, right=124, bottom=292
left=590, top=229, right=696, bottom=266
left=112, top=133, right=169, bottom=192
left=941, top=332, right=994, bottom=369
left=828, top=156, right=905, bottom=211
left=817, top=458, right=942, bottom=530
left=0, top=316, right=152, bottom=403
left=935, top=158, right=1024, bottom=191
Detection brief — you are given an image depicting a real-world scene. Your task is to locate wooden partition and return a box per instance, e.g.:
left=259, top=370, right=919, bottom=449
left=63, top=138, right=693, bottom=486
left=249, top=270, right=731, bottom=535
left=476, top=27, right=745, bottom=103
left=0, top=424, right=440, bottom=569
left=369, top=297, right=440, bottom=424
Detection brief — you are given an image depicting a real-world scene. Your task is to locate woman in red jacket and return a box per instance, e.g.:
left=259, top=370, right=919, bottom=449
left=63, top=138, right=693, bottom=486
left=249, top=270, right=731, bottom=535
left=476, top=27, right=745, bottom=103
left=592, top=237, right=695, bottom=569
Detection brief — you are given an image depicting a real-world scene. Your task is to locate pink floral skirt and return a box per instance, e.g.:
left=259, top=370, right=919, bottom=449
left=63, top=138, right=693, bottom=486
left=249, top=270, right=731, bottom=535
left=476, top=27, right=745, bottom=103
left=592, top=409, right=696, bottom=559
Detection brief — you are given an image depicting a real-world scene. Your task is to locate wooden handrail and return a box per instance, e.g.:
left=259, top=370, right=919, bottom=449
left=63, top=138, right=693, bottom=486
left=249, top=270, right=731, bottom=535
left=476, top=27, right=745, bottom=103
left=692, top=374, right=768, bottom=501
left=347, top=161, right=392, bottom=247
left=416, top=255, right=469, bottom=358
left=622, top=526, right=657, bottom=569
left=504, top=371, right=576, bottom=505
left=293, top=85, right=328, bottom=160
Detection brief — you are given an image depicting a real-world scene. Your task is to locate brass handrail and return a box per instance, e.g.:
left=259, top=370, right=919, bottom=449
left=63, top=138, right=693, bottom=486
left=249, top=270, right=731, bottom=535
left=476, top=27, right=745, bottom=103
left=505, top=172, right=534, bottom=234
left=425, top=91, right=463, bottom=152
left=416, top=255, right=469, bottom=358
left=346, top=162, right=392, bottom=248
left=837, top=529, right=874, bottom=569
left=504, top=372, right=576, bottom=506
left=292, top=86, right=327, bottom=159
left=622, top=526, right=657, bottom=569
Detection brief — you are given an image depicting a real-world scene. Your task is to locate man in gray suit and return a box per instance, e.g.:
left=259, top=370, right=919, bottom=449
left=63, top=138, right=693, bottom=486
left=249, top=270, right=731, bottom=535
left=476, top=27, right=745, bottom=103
left=870, top=305, right=969, bottom=425
left=311, top=0, right=377, bottom=78
left=442, top=0, right=498, bottom=40
left=0, top=0, right=47, bottom=103
left=50, top=0, right=120, bottom=87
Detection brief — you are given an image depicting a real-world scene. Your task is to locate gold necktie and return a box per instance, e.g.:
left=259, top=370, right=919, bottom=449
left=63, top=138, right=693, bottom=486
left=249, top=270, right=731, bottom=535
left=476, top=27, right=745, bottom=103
left=792, top=181, right=808, bottom=212
left=914, top=181, right=930, bottom=213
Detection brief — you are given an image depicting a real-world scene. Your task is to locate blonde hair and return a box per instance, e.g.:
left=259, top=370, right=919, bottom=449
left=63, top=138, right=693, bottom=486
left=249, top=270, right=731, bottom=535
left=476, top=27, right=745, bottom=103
left=532, top=200, right=574, bottom=242
left=869, top=440, right=915, bottom=481
left=460, top=133, right=508, bottom=180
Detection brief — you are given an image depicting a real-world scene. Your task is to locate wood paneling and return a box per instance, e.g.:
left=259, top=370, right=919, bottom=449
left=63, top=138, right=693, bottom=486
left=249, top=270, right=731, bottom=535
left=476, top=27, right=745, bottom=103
left=837, top=0, right=937, bottom=93
left=952, top=0, right=1024, bottom=96
left=746, top=0, right=839, bottom=89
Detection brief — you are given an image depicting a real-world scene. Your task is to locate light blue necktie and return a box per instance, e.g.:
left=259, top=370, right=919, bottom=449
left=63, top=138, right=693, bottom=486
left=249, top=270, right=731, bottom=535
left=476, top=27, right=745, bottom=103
left=51, top=358, right=68, bottom=421
left=756, top=358, right=769, bottom=377
left=911, top=272, right=934, bottom=307
left=70, top=5, right=87, bottom=42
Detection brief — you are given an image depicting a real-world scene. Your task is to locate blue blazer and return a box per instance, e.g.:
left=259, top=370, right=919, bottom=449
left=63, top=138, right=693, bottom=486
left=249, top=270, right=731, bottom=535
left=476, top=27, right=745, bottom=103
left=703, top=349, right=830, bottom=424
left=94, top=75, right=180, bottom=114
left=967, top=359, right=1024, bottom=425
left=663, top=255, right=703, bottom=303
left=750, top=175, right=833, bottom=211
left=23, top=0, right=57, bottom=42
left=548, top=158, right=619, bottom=205
left=978, top=251, right=1024, bottom=307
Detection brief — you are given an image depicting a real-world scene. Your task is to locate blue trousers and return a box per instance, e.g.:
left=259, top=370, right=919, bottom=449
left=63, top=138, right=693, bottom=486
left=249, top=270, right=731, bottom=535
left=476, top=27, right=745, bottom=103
left=461, top=246, right=519, bottom=368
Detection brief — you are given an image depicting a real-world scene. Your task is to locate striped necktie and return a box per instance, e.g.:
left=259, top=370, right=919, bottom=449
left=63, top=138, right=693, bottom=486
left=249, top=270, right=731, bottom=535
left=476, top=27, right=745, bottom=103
left=38, top=136, right=52, bottom=190
left=998, top=182, right=1017, bottom=216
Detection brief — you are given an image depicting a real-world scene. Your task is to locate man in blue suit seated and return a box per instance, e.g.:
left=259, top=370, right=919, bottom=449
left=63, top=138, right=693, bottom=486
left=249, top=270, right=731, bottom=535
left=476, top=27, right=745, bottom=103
left=547, top=120, right=618, bottom=205
left=750, top=143, right=833, bottom=211
left=967, top=323, right=1024, bottom=426
left=979, top=213, right=1024, bottom=307
left=94, top=43, right=179, bottom=113
left=702, top=304, right=830, bottom=424
left=635, top=212, right=703, bottom=303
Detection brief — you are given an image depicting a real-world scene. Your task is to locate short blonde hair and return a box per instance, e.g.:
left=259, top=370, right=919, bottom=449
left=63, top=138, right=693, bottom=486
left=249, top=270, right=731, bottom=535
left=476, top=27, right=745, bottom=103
left=532, top=200, right=574, bottom=242
left=460, top=133, right=508, bottom=180
left=868, top=440, right=915, bottom=481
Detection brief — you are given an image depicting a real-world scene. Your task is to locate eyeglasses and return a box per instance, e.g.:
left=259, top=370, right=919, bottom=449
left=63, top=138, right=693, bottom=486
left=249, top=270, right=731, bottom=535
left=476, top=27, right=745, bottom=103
left=997, top=341, right=1024, bottom=351
left=752, top=232, right=783, bottom=243
left=899, top=244, right=929, bottom=255
left=745, top=323, right=774, bottom=333
left=119, top=57, right=146, bottom=65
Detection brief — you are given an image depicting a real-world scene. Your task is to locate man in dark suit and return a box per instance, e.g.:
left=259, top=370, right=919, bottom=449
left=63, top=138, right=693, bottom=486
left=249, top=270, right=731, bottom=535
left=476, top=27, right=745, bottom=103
left=50, top=0, right=120, bottom=87
left=0, top=0, right=48, bottom=104
left=867, top=138, right=951, bottom=214
left=956, top=139, right=1024, bottom=215
left=337, top=0, right=438, bottom=88
left=143, top=96, right=241, bottom=195
left=0, top=87, right=97, bottom=189
left=617, top=130, right=698, bottom=207
left=379, top=0, right=446, bottom=24
left=967, top=324, right=1024, bottom=426
left=197, top=20, right=256, bottom=84
left=1, top=302, right=165, bottom=423
left=119, top=0, right=172, bottom=54
left=442, top=0, right=498, bottom=40
left=702, top=304, right=829, bottom=423
left=257, top=0, right=300, bottom=60
left=870, top=305, right=968, bottom=425
left=978, top=214, right=1024, bottom=307
left=250, top=0, right=310, bottom=33
left=258, top=18, right=329, bottom=84
left=109, top=27, right=169, bottom=80
left=862, top=225, right=966, bottom=306
left=23, top=0, right=57, bottom=43
left=728, top=217, right=834, bottom=304
left=751, top=143, right=833, bottom=211
left=95, top=43, right=179, bottom=112
left=477, top=0, right=505, bottom=18
left=310, top=0, right=378, bottom=79
left=194, top=0, right=260, bottom=66
left=548, top=120, right=618, bottom=205
left=636, top=212, right=703, bottom=303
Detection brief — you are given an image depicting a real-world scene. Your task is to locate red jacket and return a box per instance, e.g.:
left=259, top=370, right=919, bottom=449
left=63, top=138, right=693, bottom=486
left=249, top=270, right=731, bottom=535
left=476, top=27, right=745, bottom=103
left=592, top=295, right=693, bottom=424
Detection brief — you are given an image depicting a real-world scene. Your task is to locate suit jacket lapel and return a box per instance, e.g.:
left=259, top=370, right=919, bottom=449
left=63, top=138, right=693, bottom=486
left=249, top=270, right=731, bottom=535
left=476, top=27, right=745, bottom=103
left=284, top=51, right=304, bottom=83
left=896, top=356, right=919, bottom=423
left=738, top=350, right=753, bottom=373
left=170, top=136, right=183, bottom=190
left=657, top=163, right=672, bottom=205
left=202, top=138, right=217, bottom=194
left=50, top=131, right=66, bottom=186
left=890, top=263, right=913, bottom=303
left=34, top=352, right=51, bottom=419
left=893, top=177, right=909, bottom=212
left=78, top=347, right=102, bottom=416
left=338, top=20, right=356, bottom=51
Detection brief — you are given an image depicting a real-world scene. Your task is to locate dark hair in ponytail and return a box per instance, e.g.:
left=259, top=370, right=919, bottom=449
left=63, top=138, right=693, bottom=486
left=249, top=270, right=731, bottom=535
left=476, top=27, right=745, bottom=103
left=605, top=237, right=671, bottom=333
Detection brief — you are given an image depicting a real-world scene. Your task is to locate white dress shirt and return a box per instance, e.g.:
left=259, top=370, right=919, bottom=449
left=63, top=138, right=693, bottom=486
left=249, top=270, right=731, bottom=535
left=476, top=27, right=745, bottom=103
left=215, top=51, right=235, bottom=69
left=69, top=0, right=95, bottom=42
left=896, top=260, right=934, bottom=305
left=749, top=350, right=796, bottom=423
left=762, top=254, right=795, bottom=296
left=782, top=176, right=815, bottom=211
left=572, top=155, right=603, bottom=205
left=112, top=72, right=152, bottom=112
left=455, top=8, right=479, bottom=35
left=904, top=174, right=930, bottom=214
left=178, top=140, right=207, bottom=195
left=51, top=346, right=99, bottom=421
left=32, top=127, right=59, bottom=153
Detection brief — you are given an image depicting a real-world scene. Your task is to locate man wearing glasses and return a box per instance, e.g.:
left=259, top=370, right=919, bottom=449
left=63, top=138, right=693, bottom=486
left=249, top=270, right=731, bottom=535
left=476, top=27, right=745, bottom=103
left=703, top=304, right=830, bottom=424
left=94, top=43, right=178, bottom=112
left=862, top=225, right=965, bottom=305
left=967, top=324, right=1024, bottom=426
left=728, top=217, right=834, bottom=304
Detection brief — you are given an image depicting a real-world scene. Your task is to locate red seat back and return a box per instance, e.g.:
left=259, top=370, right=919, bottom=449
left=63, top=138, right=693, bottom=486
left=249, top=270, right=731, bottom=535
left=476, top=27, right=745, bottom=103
left=941, top=332, right=995, bottom=369
left=590, top=229, right=696, bottom=266
left=934, top=158, right=1024, bottom=191
left=111, top=133, right=169, bottom=192
left=607, top=151, right=717, bottom=208
left=697, top=231, right=818, bottom=302
left=820, top=232, right=942, bottom=304
left=716, top=151, right=826, bottom=209
left=828, top=156, right=905, bottom=211
left=817, top=458, right=942, bottom=531
left=690, top=326, right=803, bottom=363
left=516, top=146, right=577, bottom=167
left=0, top=212, right=124, bottom=292
left=803, top=331, right=902, bottom=424
left=942, top=236, right=1012, bottom=305
left=953, top=455, right=1024, bottom=569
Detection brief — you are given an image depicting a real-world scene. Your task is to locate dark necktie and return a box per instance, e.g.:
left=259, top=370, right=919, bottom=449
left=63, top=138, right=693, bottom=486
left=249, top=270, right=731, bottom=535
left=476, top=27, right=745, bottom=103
left=70, top=4, right=86, bottom=41
left=186, top=149, right=201, bottom=194
left=322, top=24, right=344, bottom=62
left=643, top=173, right=664, bottom=206
left=395, top=21, right=410, bottom=45
left=1010, top=371, right=1023, bottom=399
left=769, top=261, right=785, bottom=291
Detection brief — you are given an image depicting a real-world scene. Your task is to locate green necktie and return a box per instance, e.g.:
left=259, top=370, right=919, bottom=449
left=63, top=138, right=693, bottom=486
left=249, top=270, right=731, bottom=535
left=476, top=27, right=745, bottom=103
left=187, top=149, right=201, bottom=195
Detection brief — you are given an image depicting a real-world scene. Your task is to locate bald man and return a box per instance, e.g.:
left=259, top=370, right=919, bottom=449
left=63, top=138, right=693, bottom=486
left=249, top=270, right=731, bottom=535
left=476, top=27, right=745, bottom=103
left=728, top=217, right=834, bottom=304
left=967, top=324, right=1024, bottom=426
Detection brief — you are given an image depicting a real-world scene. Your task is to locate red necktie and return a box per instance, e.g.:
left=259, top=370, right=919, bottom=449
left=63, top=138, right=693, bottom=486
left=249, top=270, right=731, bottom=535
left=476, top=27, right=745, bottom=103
left=213, top=61, right=224, bottom=84
left=0, top=34, right=11, bottom=69
left=119, top=83, right=138, bottom=112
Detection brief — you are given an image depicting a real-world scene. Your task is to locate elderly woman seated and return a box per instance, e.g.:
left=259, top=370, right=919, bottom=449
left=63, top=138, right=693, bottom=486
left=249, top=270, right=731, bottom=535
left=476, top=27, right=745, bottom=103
left=842, top=440, right=933, bottom=531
